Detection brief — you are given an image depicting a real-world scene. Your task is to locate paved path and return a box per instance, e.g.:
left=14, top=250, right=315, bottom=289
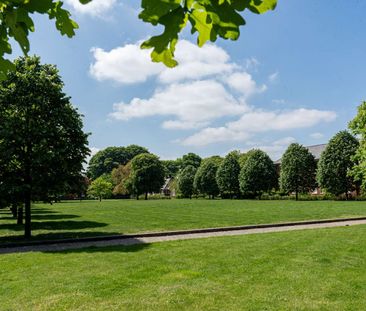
left=1, top=218, right=366, bottom=254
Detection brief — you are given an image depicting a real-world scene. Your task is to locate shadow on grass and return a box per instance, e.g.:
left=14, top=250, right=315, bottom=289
left=0, top=220, right=108, bottom=232
left=0, top=230, right=126, bottom=244
left=43, top=241, right=151, bottom=254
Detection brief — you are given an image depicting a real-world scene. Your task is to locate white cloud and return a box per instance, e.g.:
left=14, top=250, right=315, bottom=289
left=65, top=0, right=117, bottom=17
left=90, top=45, right=164, bottom=84
left=224, top=72, right=267, bottom=97
left=90, top=40, right=238, bottom=85
left=227, top=109, right=336, bottom=133
left=110, top=80, right=248, bottom=129
left=181, top=127, right=250, bottom=146
left=268, top=72, right=279, bottom=83
left=91, top=39, right=337, bottom=150
left=181, top=108, right=336, bottom=146
left=310, top=132, right=324, bottom=139
left=158, top=40, right=236, bottom=83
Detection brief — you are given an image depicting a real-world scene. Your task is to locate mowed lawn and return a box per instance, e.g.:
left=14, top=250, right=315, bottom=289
left=0, top=199, right=366, bottom=242
left=1, top=225, right=366, bottom=310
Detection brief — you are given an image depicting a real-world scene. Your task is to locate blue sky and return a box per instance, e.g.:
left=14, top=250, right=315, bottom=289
left=16, top=0, right=366, bottom=161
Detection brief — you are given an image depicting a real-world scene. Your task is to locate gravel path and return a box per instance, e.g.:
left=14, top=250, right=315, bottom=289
left=1, top=218, right=366, bottom=254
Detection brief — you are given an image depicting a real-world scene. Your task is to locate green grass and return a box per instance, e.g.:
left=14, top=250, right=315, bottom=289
left=1, top=199, right=366, bottom=242
left=1, top=225, right=366, bottom=310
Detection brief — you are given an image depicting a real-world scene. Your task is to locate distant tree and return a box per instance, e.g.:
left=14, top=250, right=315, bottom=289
left=194, top=159, right=220, bottom=199
left=317, top=131, right=359, bottom=198
left=130, top=153, right=165, bottom=200
left=87, top=176, right=113, bottom=201
left=0, top=56, right=89, bottom=238
left=279, top=143, right=317, bottom=200
left=87, top=145, right=148, bottom=179
left=162, top=159, right=182, bottom=178
left=349, top=101, right=366, bottom=190
left=216, top=152, right=240, bottom=198
left=239, top=149, right=277, bottom=198
left=181, top=153, right=202, bottom=169
left=111, top=162, right=133, bottom=196
left=177, top=165, right=197, bottom=198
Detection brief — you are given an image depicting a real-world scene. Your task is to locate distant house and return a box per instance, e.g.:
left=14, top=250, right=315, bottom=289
left=161, top=177, right=176, bottom=197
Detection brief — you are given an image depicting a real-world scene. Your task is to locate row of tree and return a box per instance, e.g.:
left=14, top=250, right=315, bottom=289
left=87, top=129, right=361, bottom=201
left=178, top=131, right=360, bottom=200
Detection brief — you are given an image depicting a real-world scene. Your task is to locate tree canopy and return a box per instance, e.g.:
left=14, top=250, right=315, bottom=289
left=181, top=153, right=202, bottom=169
left=279, top=143, right=317, bottom=200
left=216, top=152, right=240, bottom=197
left=130, top=153, right=165, bottom=200
left=111, top=162, right=133, bottom=196
left=177, top=165, right=197, bottom=198
left=0, top=56, right=89, bottom=237
left=194, top=158, right=220, bottom=198
left=349, top=102, right=366, bottom=190
left=87, top=176, right=113, bottom=201
left=87, top=145, right=148, bottom=180
left=0, top=0, right=277, bottom=77
left=239, top=149, right=277, bottom=198
left=317, top=131, right=359, bottom=198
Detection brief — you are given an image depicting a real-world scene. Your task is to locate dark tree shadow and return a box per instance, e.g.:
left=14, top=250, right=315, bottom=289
left=0, top=220, right=108, bottom=232
left=43, top=241, right=151, bottom=254
left=0, top=231, right=125, bottom=244
left=31, top=214, right=80, bottom=220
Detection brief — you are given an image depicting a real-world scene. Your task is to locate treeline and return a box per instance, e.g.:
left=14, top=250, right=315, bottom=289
left=87, top=130, right=361, bottom=201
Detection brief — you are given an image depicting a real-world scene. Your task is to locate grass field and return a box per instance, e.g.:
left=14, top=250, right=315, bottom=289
left=1, top=225, right=366, bottom=310
left=0, top=199, right=366, bottom=242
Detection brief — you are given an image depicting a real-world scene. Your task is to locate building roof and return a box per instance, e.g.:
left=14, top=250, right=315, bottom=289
left=275, top=143, right=327, bottom=164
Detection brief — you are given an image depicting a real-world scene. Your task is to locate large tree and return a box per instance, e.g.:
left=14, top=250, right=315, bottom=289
left=87, top=145, right=148, bottom=179
left=0, top=0, right=277, bottom=76
left=130, top=153, right=165, bottom=200
left=349, top=102, right=366, bottom=190
left=194, top=158, right=220, bottom=199
left=279, top=143, right=317, bottom=200
left=177, top=165, right=197, bottom=198
left=0, top=56, right=89, bottom=237
left=317, top=131, right=359, bottom=198
left=239, top=149, right=277, bottom=198
left=216, top=151, right=240, bottom=198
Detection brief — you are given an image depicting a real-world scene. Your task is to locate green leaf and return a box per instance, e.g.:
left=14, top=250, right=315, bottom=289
left=139, top=0, right=181, bottom=25
left=48, top=1, right=79, bottom=38
left=141, top=7, right=187, bottom=67
left=189, top=5, right=213, bottom=46
left=246, top=0, right=277, bottom=14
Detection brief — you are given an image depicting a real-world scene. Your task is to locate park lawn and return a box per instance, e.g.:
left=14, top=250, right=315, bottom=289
left=1, top=225, right=366, bottom=310
left=0, top=199, right=366, bottom=242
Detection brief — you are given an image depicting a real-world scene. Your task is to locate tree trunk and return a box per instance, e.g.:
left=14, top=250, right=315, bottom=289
left=11, top=204, right=17, bottom=218
left=345, top=192, right=349, bottom=200
left=17, top=207, right=23, bottom=225
left=99, top=196, right=102, bottom=202
left=295, top=190, right=298, bottom=201
left=24, top=190, right=31, bottom=238
left=145, top=192, right=148, bottom=200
